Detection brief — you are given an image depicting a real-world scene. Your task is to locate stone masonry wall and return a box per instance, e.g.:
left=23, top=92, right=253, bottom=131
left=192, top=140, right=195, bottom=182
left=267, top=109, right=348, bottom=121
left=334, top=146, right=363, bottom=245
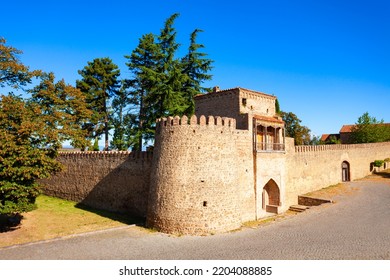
left=194, top=88, right=277, bottom=130
left=238, top=88, right=276, bottom=117
left=146, top=115, right=243, bottom=235
left=195, top=89, right=242, bottom=126
left=285, top=141, right=390, bottom=207
left=40, top=151, right=152, bottom=217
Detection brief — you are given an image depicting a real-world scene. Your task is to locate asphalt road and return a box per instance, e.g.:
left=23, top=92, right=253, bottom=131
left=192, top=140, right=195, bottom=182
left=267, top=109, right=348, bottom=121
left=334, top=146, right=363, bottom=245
left=1, top=178, right=389, bottom=260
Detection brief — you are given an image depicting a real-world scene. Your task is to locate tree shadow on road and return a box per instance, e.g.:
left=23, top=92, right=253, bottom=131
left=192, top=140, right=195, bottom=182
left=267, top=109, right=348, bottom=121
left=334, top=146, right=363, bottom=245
left=0, top=213, right=23, bottom=233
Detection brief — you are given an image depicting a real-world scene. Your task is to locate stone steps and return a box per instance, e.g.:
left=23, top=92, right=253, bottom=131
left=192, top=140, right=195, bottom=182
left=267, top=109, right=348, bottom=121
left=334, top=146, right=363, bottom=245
left=289, top=205, right=310, bottom=212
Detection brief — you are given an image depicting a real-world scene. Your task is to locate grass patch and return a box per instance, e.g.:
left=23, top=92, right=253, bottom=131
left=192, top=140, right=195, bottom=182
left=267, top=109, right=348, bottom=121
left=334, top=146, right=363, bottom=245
left=304, top=183, right=355, bottom=199
left=243, top=217, right=276, bottom=228
left=242, top=210, right=297, bottom=229
left=0, top=195, right=142, bottom=248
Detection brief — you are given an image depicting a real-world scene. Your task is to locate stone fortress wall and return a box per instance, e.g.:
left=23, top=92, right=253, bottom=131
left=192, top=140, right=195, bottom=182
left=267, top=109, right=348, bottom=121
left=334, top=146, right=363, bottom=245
left=284, top=142, right=390, bottom=207
left=40, top=87, right=390, bottom=235
left=40, top=151, right=152, bottom=217
left=147, top=115, right=246, bottom=235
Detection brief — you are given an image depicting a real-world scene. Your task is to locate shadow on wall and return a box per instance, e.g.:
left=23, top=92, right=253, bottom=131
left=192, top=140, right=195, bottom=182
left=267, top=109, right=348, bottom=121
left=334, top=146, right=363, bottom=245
left=40, top=153, right=153, bottom=224
left=74, top=157, right=151, bottom=220
left=372, top=170, right=390, bottom=179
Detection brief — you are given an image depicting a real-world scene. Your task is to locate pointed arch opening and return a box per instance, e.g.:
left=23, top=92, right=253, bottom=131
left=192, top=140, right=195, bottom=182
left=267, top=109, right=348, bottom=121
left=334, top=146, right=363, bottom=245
left=342, top=161, right=350, bottom=182
left=262, top=179, right=280, bottom=214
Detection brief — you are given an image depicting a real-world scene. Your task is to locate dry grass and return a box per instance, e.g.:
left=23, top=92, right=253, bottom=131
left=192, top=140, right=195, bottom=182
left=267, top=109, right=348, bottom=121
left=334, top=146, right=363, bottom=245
left=241, top=210, right=298, bottom=230
left=0, top=195, right=141, bottom=248
left=304, top=183, right=358, bottom=200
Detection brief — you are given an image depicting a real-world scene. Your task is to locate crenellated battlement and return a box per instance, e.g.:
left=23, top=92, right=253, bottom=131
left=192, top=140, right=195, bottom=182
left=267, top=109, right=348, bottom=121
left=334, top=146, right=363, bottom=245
left=58, top=150, right=153, bottom=160
left=38, top=85, right=390, bottom=237
left=156, top=115, right=236, bottom=129
left=295, top=141, right=390, bottom=153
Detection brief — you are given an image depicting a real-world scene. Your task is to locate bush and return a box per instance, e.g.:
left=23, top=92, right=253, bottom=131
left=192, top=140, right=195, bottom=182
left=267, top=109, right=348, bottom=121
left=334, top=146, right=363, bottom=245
left=373, top=160, right=385, bottom=167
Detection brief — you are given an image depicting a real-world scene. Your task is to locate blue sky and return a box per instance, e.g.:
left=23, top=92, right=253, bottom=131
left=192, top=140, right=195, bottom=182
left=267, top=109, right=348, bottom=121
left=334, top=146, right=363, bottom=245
left=2, top=0, right=389, bottom=137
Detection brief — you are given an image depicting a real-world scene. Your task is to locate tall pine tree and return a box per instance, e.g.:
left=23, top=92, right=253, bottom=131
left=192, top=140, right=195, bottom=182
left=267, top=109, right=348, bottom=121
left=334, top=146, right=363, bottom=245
left=181, top=29, right=213, bottom=115
left=76, top=57, right=120, bottom=150
left=147, top=13, right=188, bottom=119
left=123, top=13, right=213, bottom=151
left=124, top=33, right=161, bottom=151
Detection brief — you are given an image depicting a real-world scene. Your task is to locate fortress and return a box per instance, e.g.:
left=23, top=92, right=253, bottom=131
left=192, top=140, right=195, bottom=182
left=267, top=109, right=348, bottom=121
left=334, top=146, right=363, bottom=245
left=41, top=87, right=390, bottom=235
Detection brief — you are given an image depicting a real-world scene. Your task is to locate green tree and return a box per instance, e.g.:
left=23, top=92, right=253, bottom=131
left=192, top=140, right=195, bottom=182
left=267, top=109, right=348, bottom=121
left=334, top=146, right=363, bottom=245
left=0, top=94, right=62, bottom=215
left=29, top=72, right=92, bottom=150
left=148, top=13, right=188, bottom=118
left=181, top=29, right=213, bottom=115
left=350, top=112, right=390, bottom=143
left=124, top=33, right=161, bottom=151
left=92, top=137, right=100, bottom=151
left=0, top=38, right=91, bottom=219
left=275, top=99, right=281, bottom=115
left=327, top=135, right=341, bottom=144
left=110, top=82, right=136, bottom=150
left=76, top=57, right=120, bottom=150
left=281, top=111, right=312, bottom=145
left=124, top=13, right=213, bottom=150
left=0, top=38, right=40, bottom=89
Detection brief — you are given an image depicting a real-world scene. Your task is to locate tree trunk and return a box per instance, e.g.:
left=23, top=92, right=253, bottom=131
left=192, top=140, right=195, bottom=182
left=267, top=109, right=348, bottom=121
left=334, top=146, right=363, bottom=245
left=104, top=97, right=109, bottom=151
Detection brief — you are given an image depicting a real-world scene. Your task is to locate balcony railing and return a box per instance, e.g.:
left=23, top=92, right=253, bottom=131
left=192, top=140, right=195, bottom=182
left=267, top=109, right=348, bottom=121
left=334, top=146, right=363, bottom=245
left=256, top=142, right=285, bottom=152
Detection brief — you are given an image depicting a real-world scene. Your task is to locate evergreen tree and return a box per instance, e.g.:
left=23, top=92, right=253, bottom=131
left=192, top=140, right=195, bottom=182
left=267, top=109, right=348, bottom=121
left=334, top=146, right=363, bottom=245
left=124, top=33, right=161, bottom=151
left=181, top=29, right=213, bottom=115
left=124, top=13, right=213, bottom=150
left=147, top=13, right=188, bottom=119
left=76, top=57, right=120, bottom=150
left=275, top=99, right=281, bottom=115
left=110, top=82, right=136, bottom=150
left=92, top=137, right=100, bottom=151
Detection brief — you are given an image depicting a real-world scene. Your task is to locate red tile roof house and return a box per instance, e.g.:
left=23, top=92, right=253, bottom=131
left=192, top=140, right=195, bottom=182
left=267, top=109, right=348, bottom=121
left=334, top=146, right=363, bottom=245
left=320, top=133, right=340, bottom=143
left=322, top=123, right=390, bottom=144
left=339, top=125, right=356, bottom=144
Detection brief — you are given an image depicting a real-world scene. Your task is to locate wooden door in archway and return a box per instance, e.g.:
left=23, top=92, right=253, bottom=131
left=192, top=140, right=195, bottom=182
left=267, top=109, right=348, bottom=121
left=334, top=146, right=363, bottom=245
left=342, top=161, right=350, bottom=182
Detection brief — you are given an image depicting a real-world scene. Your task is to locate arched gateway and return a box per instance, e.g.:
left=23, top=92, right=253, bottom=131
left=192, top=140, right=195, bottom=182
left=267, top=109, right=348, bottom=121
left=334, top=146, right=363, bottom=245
left=262, top=179, right=281, bottom=214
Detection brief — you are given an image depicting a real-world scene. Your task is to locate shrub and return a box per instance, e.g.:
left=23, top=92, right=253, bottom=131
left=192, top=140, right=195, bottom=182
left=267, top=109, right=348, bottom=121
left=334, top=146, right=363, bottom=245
left=373, top=160, right=385, bottom=167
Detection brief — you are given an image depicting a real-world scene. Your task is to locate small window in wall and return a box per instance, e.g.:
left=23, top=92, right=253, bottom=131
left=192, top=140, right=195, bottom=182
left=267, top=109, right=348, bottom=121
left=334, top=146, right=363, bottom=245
left=242, top=98, right=247, bottom=107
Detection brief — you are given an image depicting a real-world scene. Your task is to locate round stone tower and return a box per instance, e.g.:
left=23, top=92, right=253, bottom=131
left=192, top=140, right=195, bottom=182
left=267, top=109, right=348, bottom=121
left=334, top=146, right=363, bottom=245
left=146, top=115, right=241, bottom=235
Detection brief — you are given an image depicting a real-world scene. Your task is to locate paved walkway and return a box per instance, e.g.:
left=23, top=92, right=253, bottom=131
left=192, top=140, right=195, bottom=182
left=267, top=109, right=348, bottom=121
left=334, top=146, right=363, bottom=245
left=1, top=177, right=389, bottom=260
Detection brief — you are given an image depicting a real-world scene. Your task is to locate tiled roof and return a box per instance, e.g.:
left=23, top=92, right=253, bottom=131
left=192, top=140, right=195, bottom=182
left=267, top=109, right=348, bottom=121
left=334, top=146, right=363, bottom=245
left=320, top=134, right=330, bottom=141
left=253, top=115, right=284, bottom=124
left=340, top=125, right=355, bottom=133
left=340, top=123, right=390, bottom=133
left=320, top=133, right=340, bottom=142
